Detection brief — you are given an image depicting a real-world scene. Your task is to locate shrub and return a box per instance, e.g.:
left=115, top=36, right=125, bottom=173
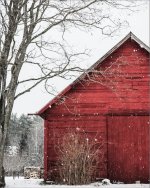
left=57, top=129, right=104, bottom=185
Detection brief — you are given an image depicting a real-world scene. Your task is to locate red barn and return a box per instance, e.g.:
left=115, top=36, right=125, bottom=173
left=37, top=32, right=150, bottom=183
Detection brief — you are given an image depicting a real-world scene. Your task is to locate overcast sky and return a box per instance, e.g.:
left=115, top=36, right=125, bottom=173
left=12, top=1, right=150, bottom=116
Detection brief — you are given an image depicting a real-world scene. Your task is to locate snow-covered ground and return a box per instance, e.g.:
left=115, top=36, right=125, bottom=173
left=5, top=177, right=150, bottom=188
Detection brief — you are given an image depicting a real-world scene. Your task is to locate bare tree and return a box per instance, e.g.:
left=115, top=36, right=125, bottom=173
left=0, top=0, right=138, bottom=186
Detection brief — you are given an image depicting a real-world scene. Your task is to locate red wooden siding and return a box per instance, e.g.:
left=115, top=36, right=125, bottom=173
left=44, top=120, right=48, bottom=180
left=38, top=34, right=150, bottom=183
left=45, top=119, right=107, bottom=180
left=107, top=115, right=149, bottom=183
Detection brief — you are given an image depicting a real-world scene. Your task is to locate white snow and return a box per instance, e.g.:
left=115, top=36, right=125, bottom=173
left=5, top=177, right=150, bottom=188
left=102, top=179, right=111, bottom=185
left=6, top=146, right=18, bottom=156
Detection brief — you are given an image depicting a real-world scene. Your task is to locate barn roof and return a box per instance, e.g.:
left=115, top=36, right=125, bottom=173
left=36, top=32, right=150, bottom=116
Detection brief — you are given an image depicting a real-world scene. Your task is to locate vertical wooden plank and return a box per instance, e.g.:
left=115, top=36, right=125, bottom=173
left=44, top=120, right=48, bottom=181
left=107, top=115, right=149, bottom=183
left=138, top=116, right=149, bottom=182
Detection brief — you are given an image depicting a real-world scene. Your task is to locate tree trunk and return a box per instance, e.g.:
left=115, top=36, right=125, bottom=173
left=0, top=166, right=5, bottom=187
left=0, top=143, right=5, bottom=187
left=0, top=96, right=14, bottom=187
left=0, top=109, right=6, bottom=187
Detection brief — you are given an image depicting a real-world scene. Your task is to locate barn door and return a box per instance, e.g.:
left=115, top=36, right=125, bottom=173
left=107, top=115, right=149, bottom=183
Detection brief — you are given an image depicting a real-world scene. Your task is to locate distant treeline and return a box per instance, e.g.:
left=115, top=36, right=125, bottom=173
left=4, top=114, right=44, bottom=175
